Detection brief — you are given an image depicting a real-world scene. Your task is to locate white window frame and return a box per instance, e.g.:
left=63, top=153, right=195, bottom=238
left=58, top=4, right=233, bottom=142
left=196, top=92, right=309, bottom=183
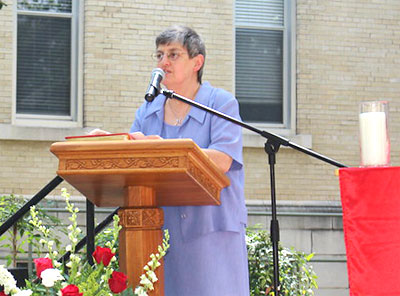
left=235, top=0, right=297, bottom=139
left=12, top=0, right=83, bottom=128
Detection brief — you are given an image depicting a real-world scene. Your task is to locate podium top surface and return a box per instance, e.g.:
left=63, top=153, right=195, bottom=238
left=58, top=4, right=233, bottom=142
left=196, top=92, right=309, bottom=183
left=50, top=139, right=230, bottom=207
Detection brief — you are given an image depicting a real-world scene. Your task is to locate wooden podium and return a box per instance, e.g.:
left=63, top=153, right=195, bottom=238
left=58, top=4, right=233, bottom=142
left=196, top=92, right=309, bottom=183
left=50, top=139, right=230, bottom=295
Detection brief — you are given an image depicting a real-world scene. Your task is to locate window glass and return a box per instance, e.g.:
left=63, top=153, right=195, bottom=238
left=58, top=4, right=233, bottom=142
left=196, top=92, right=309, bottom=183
left=16, top=0, right=75, bottom=117
left=17, top=15, right=71, bottom=115
left=235, top=0, right=289, bottom=125
left=236, top=28, right=283, bottom=123
left=17, top=0, right=72, bottom=13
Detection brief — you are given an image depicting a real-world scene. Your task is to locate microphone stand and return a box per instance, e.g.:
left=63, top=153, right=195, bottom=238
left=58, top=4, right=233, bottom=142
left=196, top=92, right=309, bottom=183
left=161, top=89, right=347, bottom=295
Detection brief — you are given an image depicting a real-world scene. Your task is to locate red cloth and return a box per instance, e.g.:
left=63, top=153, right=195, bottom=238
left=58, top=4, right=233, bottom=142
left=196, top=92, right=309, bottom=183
left=339, top=167, right=400, bottom=296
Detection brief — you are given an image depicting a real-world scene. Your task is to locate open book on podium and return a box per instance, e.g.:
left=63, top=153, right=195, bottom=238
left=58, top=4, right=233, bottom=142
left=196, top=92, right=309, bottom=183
left=65, top=133, right=134, bottom=141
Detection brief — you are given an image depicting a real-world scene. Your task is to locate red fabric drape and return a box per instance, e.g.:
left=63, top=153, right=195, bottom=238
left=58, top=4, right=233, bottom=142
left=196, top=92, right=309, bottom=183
left=339, top=167, right=400, bottom=296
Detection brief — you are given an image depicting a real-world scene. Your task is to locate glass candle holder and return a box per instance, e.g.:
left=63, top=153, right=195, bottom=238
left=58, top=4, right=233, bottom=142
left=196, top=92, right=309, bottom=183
left=359, top=101, right=390, bottom=167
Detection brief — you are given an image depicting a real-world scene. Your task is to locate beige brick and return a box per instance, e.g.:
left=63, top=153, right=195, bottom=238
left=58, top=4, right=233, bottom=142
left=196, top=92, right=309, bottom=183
left=1, top=0, right=400, bottom=203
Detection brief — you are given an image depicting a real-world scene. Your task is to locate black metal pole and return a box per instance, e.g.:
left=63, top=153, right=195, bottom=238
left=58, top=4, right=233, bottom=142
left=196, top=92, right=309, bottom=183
left=86, top=199, right=95, bottom=265
left=265, top=140, right=281, bottom=295
left=0, top=176, right=64, bottom=236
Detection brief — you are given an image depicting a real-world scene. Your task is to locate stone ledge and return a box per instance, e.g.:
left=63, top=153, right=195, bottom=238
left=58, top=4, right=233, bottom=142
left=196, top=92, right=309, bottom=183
left=246, top=199, right=343, bottom=216
left=0, top=123, right=95, bottom=142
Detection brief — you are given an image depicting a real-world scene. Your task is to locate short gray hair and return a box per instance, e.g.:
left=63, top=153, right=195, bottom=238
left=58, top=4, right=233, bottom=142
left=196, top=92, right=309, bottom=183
left=155, top=26, right=206, bottom=83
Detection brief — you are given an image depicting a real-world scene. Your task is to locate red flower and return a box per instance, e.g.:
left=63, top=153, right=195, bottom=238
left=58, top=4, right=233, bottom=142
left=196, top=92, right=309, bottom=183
left=33, top=257, right=53, bottom=277
left=92, top=246, right=115, bottom=267
left=108, top=271, right=128, bottom=293
left=0, top=291, right=9, bottom=296
left=61, top=284, right=83, bottom=296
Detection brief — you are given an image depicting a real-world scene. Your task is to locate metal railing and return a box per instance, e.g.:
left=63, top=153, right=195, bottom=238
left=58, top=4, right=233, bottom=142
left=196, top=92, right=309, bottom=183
left=0, top=176, right=118, bottom=265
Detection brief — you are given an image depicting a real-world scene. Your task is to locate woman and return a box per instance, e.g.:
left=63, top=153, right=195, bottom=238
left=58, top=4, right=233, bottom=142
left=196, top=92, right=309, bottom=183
left=130, top=26, right=249, bottom=296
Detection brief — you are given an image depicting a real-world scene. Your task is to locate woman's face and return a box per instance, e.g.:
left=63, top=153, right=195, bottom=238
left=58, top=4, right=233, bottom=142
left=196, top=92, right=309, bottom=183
left=155, top=42, right=203, bottom=90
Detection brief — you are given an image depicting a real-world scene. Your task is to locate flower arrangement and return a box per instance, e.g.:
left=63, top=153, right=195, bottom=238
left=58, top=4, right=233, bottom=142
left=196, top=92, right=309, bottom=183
left=0, top=188, right=169, bottom=296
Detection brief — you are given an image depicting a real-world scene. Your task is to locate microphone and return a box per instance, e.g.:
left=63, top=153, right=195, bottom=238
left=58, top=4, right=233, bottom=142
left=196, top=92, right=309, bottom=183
left=144, top=68, right=165, bottom=102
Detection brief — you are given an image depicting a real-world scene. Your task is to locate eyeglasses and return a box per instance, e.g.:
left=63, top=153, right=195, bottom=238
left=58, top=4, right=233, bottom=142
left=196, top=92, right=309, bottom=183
left=151, top=51, right=188, bottom=62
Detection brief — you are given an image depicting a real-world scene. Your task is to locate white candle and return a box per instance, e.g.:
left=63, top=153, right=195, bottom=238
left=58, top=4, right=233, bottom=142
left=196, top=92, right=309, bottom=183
left=359, top=111, right=389, bottom=166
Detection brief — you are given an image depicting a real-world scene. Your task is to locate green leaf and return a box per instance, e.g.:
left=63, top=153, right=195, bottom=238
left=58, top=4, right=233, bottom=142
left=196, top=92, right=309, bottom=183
left=305, top=253, right=315, bottom=261
left=120, top=288, right=135, bottom=296
left=246, top=227, right=318, bottom=296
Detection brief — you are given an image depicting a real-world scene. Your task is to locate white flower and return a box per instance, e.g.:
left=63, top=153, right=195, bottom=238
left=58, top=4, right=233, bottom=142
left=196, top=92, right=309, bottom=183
left=14, top=290, right=33, bottom=296
left=69, top=253, right=81, bottom=264
left=41, top=268, right=64, bottom=287
left=65, top=244, right=72, bottom=252
left=0, top=265, right=19, bottom=294
left=134, top=286, right=148, bottom=296
left=146, top=270, right=158, bottom=282
left=139, top=274, right=153, bottom=290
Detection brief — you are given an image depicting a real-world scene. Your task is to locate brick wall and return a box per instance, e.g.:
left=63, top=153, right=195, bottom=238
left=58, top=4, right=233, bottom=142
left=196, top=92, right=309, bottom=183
left=0, top=3, right=13, bottom=123
left=1, top=0, right=400, bottom=201
left=0, top=140, right=75, bottom=195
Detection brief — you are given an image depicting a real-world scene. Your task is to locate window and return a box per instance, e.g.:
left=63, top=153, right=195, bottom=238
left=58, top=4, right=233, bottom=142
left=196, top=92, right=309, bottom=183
left=15, top=0, right=82, bottom=126
left=235, top=0, right=295, bottom=128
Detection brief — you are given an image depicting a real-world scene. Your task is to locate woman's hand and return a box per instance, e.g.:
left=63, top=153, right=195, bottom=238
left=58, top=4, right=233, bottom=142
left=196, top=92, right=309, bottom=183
left=202, top=149, right=233, bottom=173
left=130, top=132, right=163, bottom=140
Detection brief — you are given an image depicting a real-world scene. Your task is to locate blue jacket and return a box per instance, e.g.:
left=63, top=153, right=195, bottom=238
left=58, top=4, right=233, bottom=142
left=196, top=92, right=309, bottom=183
left=130, top=82, right=247, bottom=242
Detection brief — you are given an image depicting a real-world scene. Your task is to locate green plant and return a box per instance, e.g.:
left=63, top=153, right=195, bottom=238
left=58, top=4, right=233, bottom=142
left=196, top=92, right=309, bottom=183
left=246, top=227, right=318, bottom=296
left=0, top=195, right=63, bottom=268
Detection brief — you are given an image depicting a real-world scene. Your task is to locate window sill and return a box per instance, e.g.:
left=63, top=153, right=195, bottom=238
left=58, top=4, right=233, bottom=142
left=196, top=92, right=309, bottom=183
left=0, top=123, right=312, bottom=148
left=0, top=123, right=94, bottom=142
left=242, top=128, right=312, bottom=149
